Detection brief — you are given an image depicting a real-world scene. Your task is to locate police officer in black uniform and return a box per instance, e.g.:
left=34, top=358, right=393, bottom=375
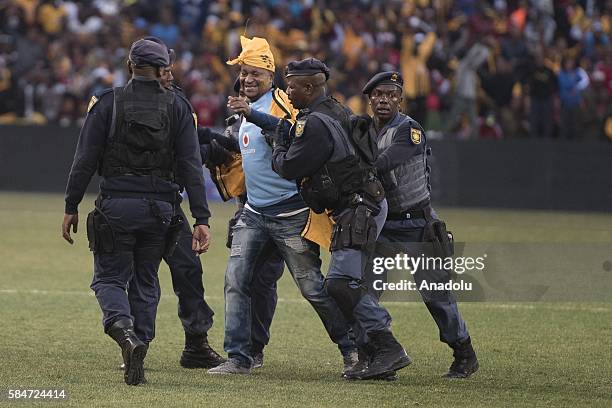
left=62, top=39, right=212, bottom=385
left=269, top=58, right=411, bottom=380
left=140, top=39, right=224, bottom=369
left=363, top=71, right=479, bottom=379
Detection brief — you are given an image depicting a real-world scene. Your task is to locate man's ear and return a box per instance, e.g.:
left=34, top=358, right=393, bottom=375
left=305, top=82, right=314, bottom=95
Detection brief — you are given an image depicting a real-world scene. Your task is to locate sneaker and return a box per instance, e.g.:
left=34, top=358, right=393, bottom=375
left=252, top=352, right=264, bottom=369
left=180, top=333, right=226, bottom=369
left=443, top=337, right=479, bottom=379
left=207, top=359, right=251, bottom=375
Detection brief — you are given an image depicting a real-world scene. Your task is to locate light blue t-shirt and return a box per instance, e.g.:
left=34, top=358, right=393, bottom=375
left=239, top=89, right=298, bottom=207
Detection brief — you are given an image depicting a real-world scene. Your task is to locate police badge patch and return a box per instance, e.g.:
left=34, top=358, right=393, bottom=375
left=410, top=128, right=422, bottom=144
left=87, top=95, right=99, bottom=113
left=295, top=119, right=306, bottom=137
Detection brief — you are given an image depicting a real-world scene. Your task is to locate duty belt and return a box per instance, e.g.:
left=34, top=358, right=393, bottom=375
left=100, top=190, right=178, bottom=203
left=387, top=206, right=432, bottom=221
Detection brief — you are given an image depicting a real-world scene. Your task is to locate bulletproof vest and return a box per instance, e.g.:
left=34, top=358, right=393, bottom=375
left=300, top=111, right=383, bottom=213
left=100, top=81, right=176, bottom=181
left=377, top=113, right=430, bottom=213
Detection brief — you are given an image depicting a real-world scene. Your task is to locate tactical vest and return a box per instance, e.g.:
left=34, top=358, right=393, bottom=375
left=300, top=112, right=383, bottom=213
left=376, top=113, right=430, bottom=213
left=100, top=81, right=176, bottom=181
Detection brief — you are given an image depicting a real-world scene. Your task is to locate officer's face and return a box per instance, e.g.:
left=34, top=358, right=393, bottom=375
left=285, top=76, right=309, bottom=109
left=240, top=65, right=273, bottom=101
left=369, top=84, right=402, bottom=121
left=160, top=66, right=174, bottom=89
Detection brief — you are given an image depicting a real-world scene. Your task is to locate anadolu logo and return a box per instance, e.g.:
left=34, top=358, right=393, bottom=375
left=243, top=133, right=250, bottom=147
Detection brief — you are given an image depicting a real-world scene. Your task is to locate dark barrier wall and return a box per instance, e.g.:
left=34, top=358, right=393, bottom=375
left=1, top=125, right=611, bottom=212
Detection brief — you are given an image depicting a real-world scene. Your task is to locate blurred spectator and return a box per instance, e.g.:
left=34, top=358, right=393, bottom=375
left=444, top=39, right=490, bottom=139
left=558, top=56, right=589, bottom=139
left=526, top=51, right=557, bottom=138
left=401, top=26, right=437, bottom=124
left=481, top=55, right=518, bottom=138
left=150, top=7, right=179, bottom=48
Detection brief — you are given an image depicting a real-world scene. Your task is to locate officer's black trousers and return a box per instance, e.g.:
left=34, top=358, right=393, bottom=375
left=91, top=197, right=172, bottom=343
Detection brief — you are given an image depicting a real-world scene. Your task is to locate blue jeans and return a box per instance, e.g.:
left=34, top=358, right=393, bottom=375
left=249, top=241, right=284, bottom=354
left=376, top=210, right=469, bottom=345
left=224, top=209, right=353, bottom=366
left=91, top=197, right=172, bottom=343
left=327, top=200, right=392, bottom=345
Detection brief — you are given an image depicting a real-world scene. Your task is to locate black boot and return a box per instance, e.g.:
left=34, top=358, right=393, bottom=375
left=344, top=342, right=399, bottom=381
left=443, top=337, right=479, bottom=379
left=350, top=330, right=411, bottom=380
left=180, top=333, right=226, bottom=368
left=107, top=319, right=148, bottom=386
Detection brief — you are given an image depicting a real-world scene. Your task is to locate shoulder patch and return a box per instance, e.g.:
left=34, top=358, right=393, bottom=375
left=87, top=88, right=113, bottom=113
left=410, top=127, right=422, bottom=144
left=87, top=95, right=99, bottom=113
left=295, top=119, right=306, bottom=137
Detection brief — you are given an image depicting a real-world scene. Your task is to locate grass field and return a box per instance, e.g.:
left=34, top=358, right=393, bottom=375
left=1, top=191, right=611, bottom=407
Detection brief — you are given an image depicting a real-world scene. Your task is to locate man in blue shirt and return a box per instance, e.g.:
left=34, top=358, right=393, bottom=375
left=208, top=37, right=356, bottom=375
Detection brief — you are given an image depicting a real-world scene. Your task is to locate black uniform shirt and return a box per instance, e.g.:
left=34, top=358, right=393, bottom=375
left=64, top=78, right=211, bottom=225
left=272, top=95, right=349, bottom=181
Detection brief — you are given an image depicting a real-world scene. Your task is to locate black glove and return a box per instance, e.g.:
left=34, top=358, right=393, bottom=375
left=197, top=127, right=212, bottom=145
left=207, top=139, right=233, bottom=167
left=265, top=118, right=292, bottom=148
left=210, top=131, right=240, bottom=153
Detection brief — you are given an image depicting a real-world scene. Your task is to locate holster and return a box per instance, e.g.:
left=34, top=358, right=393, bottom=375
left=422, top=218, right=454, bottom=257
left=86, top=204, right=115, bottom=254
left=163, top=214, right=184, bottom=258
left=330, top=205, right=377, bottom=252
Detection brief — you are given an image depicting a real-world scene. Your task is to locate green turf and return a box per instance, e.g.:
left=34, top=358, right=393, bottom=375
left=0, top=192, right=611, bottom=407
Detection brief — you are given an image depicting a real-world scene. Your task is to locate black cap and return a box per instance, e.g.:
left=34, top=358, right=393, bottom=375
left=129, top=38, right=169, bottom=67
left=285, top=58, right=330, bottom=80
left=141, top=36, right=176, bottom=65
left=362, top=71, right=403, bottom=95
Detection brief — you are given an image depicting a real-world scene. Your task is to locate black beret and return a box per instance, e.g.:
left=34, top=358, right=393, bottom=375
left=129, top=38, right=169, bottom=67
left=362, top=71, right=404, bottom=95
left=285, top=58, right=330, bottom=80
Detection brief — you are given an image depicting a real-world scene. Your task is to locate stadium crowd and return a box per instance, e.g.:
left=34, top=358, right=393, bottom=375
left=0, top=0, right=610, bottom=139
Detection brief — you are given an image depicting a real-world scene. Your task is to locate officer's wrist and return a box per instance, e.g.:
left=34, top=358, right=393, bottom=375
left=194, top=220, right=210, bottom=227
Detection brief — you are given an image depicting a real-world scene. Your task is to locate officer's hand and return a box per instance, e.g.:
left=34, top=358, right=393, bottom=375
left=207, top=139, right=233, bottom=167
left=269, top=118, right=292, bottom=148
left=192, top=224, right=211, bottom=254
left=210, top=132, right=240, bottom=153
left=62, top=213, right=78, bottom=244
left=197, top=127, right=212, bottom=145
left=227, top=96, right=251, bottom=117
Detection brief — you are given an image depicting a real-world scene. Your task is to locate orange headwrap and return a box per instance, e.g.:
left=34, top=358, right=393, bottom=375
left=226, top=36, right=275, bottom=72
